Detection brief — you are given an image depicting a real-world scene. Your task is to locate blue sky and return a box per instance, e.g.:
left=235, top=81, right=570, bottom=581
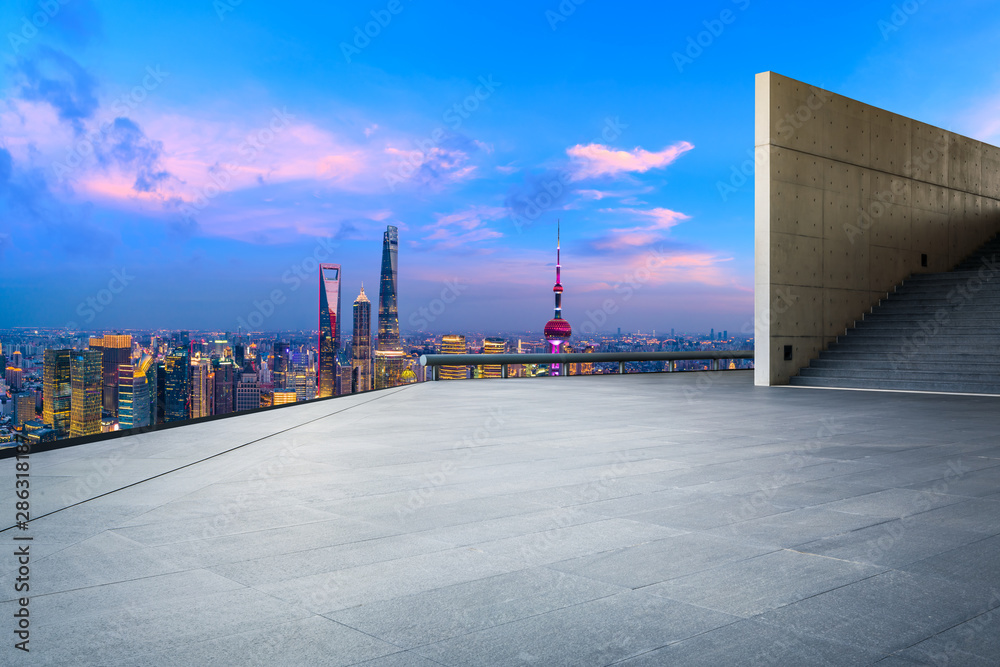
left=1, top=0, right=998, bottom=335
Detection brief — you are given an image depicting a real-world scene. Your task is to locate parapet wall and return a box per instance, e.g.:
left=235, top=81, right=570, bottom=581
left=755, top=72, right=1000, bottom=386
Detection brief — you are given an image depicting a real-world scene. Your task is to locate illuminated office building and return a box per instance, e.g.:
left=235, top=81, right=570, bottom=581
left=69, top=350, right=102, bottom=438
left=272, top=341, right=289, bottom=390
left=89, top=334, right=133, bottom=417
left=13, top=393, right=35, bottom=428
left=6, top=366, right=24, bottom=391
left=440, top=335, right=468, bottom=380
left=236, top=373, right=261, bottom=412
left=273, top=390, right=297, bottom=406
left=543, top=222, right=572, bottom=373
left=318, top=263, right=342, bottom=398
left=482, top=338, right=506, bottom=379
left=11, top=350, right=23, bottom=368
left=43, top=349, right=72, bottom=438
left=352, top=285, right=372, bottom=393
left=374, top=350, right=407, bottom=389
left=164, top=352, right=189, bottom=422
left=118, top=357, right=152, bottom=430
left=190, top=356, right=214, bottom=419
left=293, top=368, right=316, bottom=402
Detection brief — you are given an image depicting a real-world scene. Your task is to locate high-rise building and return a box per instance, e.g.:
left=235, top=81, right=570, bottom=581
left=273, top=390, right=297, bottom=405
left=293, top=368, right=317, bottom=402
left=190, top=356, right=214, bottom=419
left=374, top=350, right=407, bottom=389
left=440, top=335, right=468, bottom=380
left=13, top=392, right=35, bottom=428
left=69, top=350, right=102, bottom=438
left=164, top=352, right=189, bottom=422
left=482, top=338, right=506, bottom=378
left=378, top=225, right=401, bottom=352
left=272, top=341, right=289, bottom=390
left=214, top=359, right=236, bottom=415
left=318, top=263, right=342, bottom=398
left=89, top=334, right=132, bottom=417
left=43, top=349, right=72, bottom=438
left=236, top=373, right=261, bottom=412
left=155, top=361, right=167, bottom=424
left=6, top=366, right=24, bottom=391
left=11, top=350, right=23, bottom=368
left=352, top=285, right=372, bottom=393
left=118, top=360, right=151, bottom=430
left=543, top=222, right=572, bottom=373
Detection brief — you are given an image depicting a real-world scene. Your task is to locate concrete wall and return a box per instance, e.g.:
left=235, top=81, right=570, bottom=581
left=755, top=72, right=1000, bottom=386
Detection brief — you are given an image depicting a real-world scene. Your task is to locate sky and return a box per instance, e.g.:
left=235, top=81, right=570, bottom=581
left=1, top=0, right=999, bottom=336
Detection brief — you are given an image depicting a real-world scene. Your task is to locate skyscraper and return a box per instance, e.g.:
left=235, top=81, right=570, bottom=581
left=190, top=355, right=214, bottom=419
left=89, top=334, right=133, bottom=417
left=352, top=285, right=372, bottom=393
left=374, top=350, right=407, bottom=388
left=378, top=225, right=401, bottom=352
left=69, top=350, right=102, bottom=438
left=236, top=373, right=261, bottom=412
left=482, top=338, right=506, bottom=379
left=440, top=335, right=468, bottom=380
left=43, top=349, right=72, bottom=438
left=543, top=222, right=572, bottom=373
left=318, top=263, right=342, bottom=398
left=214, top=359, right=236, bottom=415
left=164, top=351, right=189, bottom=422
left=118, top=359, right=151, bottom=430
left=272, top=341, right=289, bottom=390
left=13, top=393, right=35, bottom=428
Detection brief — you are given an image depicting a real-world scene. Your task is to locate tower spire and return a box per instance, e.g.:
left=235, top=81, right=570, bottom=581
left=544, top=221, right=572, bottom=373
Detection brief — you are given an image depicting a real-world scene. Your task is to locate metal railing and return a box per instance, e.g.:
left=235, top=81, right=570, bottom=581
left=419, top=350, right=754, bottom=380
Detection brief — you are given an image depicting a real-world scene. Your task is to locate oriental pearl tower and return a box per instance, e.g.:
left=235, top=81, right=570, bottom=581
left=544, top=221, right=572, bottom=374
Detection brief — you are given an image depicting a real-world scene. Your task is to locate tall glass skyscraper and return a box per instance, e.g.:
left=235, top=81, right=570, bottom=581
left=89, top=334, right=132, bottom=417
left=118, top=360, right=151, bottom=430
left=43, top=348, right=72, bottom=438
left=318, top=263, right=342, bottom=398
left=69, top=350, right=102, bottom=438
left=378, top=225, right=401, bottom=352
left=272, top=341, right=289, bottom=390
left=164, top=352, right=189, bottom=422
left=189, top=355, right=214, bottom=419
left=352, top=285, right=372, bottom=393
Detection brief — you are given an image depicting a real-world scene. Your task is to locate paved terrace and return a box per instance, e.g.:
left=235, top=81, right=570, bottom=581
left=2, top=371, right=1000, bottom=666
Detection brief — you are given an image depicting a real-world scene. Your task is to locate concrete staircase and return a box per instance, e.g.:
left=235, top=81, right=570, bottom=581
left=790, top=233, right=1000, bottom=394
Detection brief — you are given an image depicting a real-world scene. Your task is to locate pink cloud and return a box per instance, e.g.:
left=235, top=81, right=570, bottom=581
left=422, top=205, right=506, bottom=249
left=566, top=141, right=694, bottom=180
left=592, top=207, right=692, bottom=250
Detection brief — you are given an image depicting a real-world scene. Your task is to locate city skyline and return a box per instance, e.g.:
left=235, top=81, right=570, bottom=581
left=3, top=2, right=999, bottom=334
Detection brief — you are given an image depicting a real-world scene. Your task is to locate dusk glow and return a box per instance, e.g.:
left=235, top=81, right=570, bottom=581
left=2, top=1, right=999, bottom=333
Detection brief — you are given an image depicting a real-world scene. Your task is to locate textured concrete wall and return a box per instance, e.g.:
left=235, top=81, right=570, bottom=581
left=755, top=72, right=1000, bottom=385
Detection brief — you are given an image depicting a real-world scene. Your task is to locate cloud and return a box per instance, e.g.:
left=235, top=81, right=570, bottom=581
left=13, top=47, right=99, bottom=133
left=94, top=117, right=171, bottom=192
left=422, top=205, right=505, bottom=249
left=566, top=141, right=694, bottom=180
left=591, top=207, right=691, bottom=251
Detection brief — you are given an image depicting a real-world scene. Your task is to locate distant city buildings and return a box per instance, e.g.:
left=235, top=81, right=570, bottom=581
left=440, top=334, right=467, bottom=380
left=69, top=350, right=102, bottom=438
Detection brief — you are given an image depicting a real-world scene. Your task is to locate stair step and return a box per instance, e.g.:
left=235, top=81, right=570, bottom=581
left=789, top=376, right=1000, bottom=394
left=809, top=359, right=1000, bottom=373
left=798, top=367, right=1000, bottom=383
